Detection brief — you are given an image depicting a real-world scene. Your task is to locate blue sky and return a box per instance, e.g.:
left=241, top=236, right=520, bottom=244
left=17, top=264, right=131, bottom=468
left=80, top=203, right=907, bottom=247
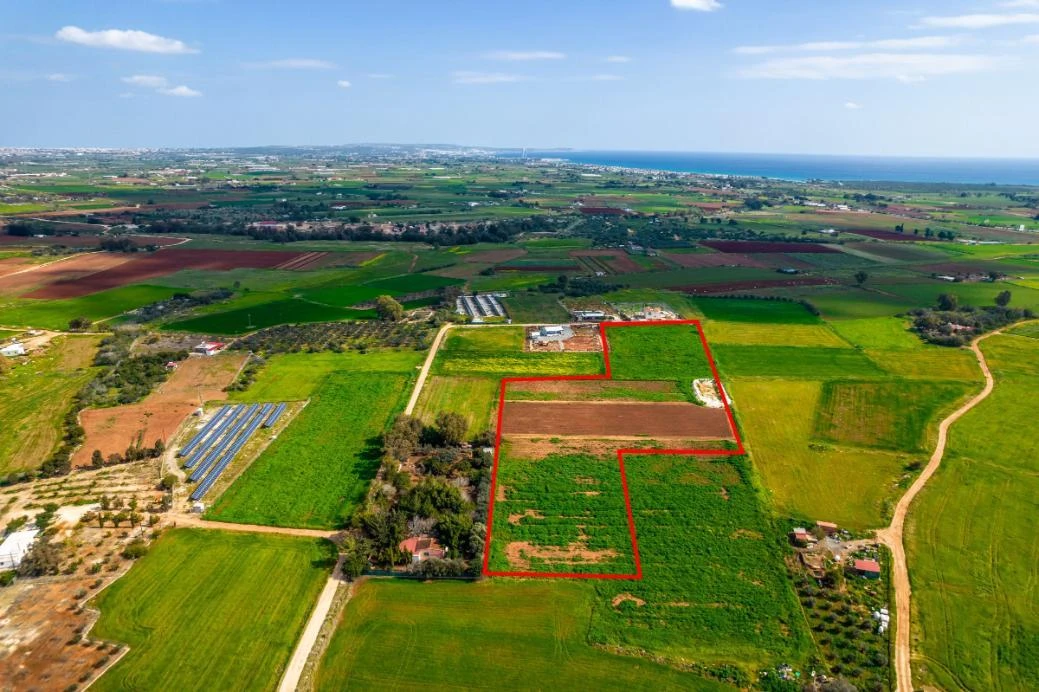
left=3, top=0, right=1039, bottom=156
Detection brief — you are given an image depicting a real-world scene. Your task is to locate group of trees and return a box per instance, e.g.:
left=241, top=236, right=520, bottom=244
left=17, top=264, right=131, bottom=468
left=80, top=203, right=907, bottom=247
left=229, top=320, right=434, bottom=355
left=90, top=439, right=164, bottom=469
left=909, top=292, right=1034, bottom=346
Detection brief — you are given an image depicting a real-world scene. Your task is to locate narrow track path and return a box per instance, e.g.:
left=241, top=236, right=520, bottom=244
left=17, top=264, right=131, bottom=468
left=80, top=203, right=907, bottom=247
left=403, top=323, right=452, bottom=416
left=278, top=556, right=346, bottom=692
left=168, top=513, right=335, bottom=539
left=878, top=329, right=1002, bottom=692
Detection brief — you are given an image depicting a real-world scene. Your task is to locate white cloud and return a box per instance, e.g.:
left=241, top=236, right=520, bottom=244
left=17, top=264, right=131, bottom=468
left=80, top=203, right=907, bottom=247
left=245, top=58, right=335, bottom=69
left=920, top=13, right=1039, bottom=29
left=452, top=71, right=527, bottom=84
left=122, top=74, right=169, bottom=88
left=46, top=73, right=73, bottom=82
left=337, top=79, right=352, bottom=88
left=844, top=101, right=863, bottom=110
left=671, top=0, right=723, bottom=11
left=605, top=55, right=632, bottom=63
left=55, top=26, right=197, bottom=54
left=485, top=50, right=565, bottom=61
left=896, top=74, right=928, bottom=84
left=158, top=84, right=201, bottom=97
left=735, top=35, right=961, bottom=55
left=741, top=52, right=1001, bottom=80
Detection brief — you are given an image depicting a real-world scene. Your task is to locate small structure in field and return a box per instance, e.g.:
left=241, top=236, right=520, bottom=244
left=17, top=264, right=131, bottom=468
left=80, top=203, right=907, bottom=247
left=571, top=310, right=607, bottom=322
left=0, top=529, right=39, bottom=570
left=193, top=341, right=226, bottom=356
left=790, top=527, right=814, bottom=546
left=400, top=536, right=446, bottom=564
left=0, top=340, right=26, bottom=357
left=853, top=559, right=881, bottom=579
left=693, top=378, right=730, bottom=408
left=529, top=324, right=574, bottom=345
left=816, top=520, right=839, bottom=536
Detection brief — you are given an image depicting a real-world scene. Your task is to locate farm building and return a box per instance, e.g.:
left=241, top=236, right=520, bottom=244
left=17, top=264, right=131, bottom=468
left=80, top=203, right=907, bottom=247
left=529, top=325, right=574, bottom=344
left=571, top=310, right=607, bottom=322
left=853, top=559, right=881, bottom=579
left=400, top=536, right=446, bottom=564
left=0, top=341, right=26, bottom=357
left=790, top=527, right=813, bottom=546
left=816, top=520, right=839, bottom=535
left=193, top=341, right=226, bottom=356
left=456, top=294, right=507, bottom=322
left=0, top=529, right=39, bottom=570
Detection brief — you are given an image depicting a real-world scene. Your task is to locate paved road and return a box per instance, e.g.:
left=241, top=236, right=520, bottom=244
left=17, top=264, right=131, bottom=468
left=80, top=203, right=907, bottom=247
left=278, top=556, right=346, bottom=692
left=878, top=329, right=1001, bottom=692
left=403, top=323, right=452, bottom=416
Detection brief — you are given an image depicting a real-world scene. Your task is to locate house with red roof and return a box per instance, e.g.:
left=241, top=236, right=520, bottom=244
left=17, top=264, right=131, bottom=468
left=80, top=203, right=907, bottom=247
left=853, top=559, right=881, bottom=579
left=400, top=536, right=446, bottom=564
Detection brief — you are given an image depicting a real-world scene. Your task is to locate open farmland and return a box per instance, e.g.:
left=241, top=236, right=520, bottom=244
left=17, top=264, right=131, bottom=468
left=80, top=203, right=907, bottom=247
left=413, top=375, right=500, bottom=432
left=163, top=297, right=375, bottom=334
left=501, top=400, right=734, bottom=439
left=433, top=329, right=603, bottom=377
left=703, top=320, right=850, bottom=347
left=0, top=335, right=100, bottom=474
left=1, top=284, right=182, bottom=330
left=91, top=530, right=333, bottom=692
left=711, top=344, right=885, bottom=379
left=315, top=580, right=727, bottom=691
left=207, top=371, right=413, bottom=528
left=908, top=333, right=1039, bottom=691
left=696, top=297, right=823, bottom=324
left=0, top=252, right=132, bottom=296
left=487, top=452, right=638, bottom=576
left=604, top=323, right=713, bottom=382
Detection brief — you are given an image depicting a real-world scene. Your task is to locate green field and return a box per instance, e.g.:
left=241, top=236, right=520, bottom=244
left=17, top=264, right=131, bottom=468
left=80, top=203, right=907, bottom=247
left=208, top=371, right=413, bottom=528
left=0, top=285, right=180, bottom=330
left=92, top=530, right=332, bottom=692
left=712, top=344, right=886, bottom=379
left=433, top=350, right=603, bottom=377
left=606, top=324, right=712, bottom=381
left=908, top=333, right=1039, bottom=691
left=499, top=292, right=571, bottom=322
left=413, top=375, right=500, bottom=433
left=442, top=326, right=525, bottom=352
left=704, top=320, right=849, bottom=348
left=300, top=273, right=462, bottom=308
left=164, top=298, right=374, bottom=334
left=315, top=580, right=728, bottom=691
left=696, top=298, right=822, bottom=324
left=0, top=335, right=100, bottom=474
left=829, top=316, right=925, bottom=350
left=488, top=451, right=637, bottom=575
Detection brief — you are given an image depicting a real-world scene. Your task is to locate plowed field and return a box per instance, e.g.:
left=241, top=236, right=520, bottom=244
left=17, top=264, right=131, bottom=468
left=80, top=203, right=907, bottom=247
left=501, top=400, right=734, bottom=439
left=0, top=253, right=132, bottom=296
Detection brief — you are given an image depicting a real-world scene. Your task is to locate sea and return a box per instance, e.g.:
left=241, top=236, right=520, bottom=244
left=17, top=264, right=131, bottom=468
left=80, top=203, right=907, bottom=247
left=498, top=150, right=1039, bottom=186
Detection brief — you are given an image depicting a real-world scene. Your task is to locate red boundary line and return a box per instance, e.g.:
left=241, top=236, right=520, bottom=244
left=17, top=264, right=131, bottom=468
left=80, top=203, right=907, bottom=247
left=481, top=320, right=745, bottom=580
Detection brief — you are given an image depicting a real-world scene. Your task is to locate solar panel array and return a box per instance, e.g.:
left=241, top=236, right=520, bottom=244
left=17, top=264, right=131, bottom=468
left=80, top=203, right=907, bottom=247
left=180, top=401, right=288, bottom=502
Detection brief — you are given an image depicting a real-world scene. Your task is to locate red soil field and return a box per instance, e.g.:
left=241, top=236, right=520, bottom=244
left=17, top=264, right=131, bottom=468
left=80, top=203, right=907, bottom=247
left=26, top=248, right=305, bottom=299
left=0, top=233, right=185, bottom=248
left=0, top=253, right=133, bottom=296
left=498, top=264, right=577, bottom=272
left=274, top=251, right=331, bottom=270
left=571, top=250, right=642, bottom=273
left=846, top=228, right=939, bottom=242
left=676, top=277, right=837, bottom=294
left=501, top=401, right=734, bottom=439
left=700, top=240, right=841, bottom=254
left=664, top=252, right=767, bottom=269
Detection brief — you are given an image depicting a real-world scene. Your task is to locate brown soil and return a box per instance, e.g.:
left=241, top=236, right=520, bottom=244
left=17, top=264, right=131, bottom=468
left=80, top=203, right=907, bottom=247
left=506, top=541, right=619, bottom=571
left=507, top=379, right=677, bottom=399
left=274, top=251, right=331, bottom=270
left=676, top=277, right=838, bottom=294
left=571, top=250, right=643, bottom=274
left=524, top=324, right=604, bottom=353
left=26, top=249, right=306, bottom=299
left=0, top=253, right=132, bottom=296
left=495, top=483, right=508, bottom=501
left=663, top=252, right=768, bottom=269
left=73, top=353, right=247, bottom=466
left=611, top=593, right=647, bottom=608
left=507, top=509, right=545, bottom=525
left=0, top=577, right=116, bottom=691
left=506, top=435, right=730, bottom=459
left=502, top=401, right=734, bottom=439
left=0, top=256, right=40, bottom=277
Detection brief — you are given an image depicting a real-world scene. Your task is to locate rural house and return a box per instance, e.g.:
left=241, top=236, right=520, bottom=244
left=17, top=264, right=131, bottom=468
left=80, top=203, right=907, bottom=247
left=853, top=559, right=881, bottom=579
left=193, top=341, right=226, bottom=356
left=400, top=536, right=447, bottom=564
left=816, top=521, right=839, bottom=536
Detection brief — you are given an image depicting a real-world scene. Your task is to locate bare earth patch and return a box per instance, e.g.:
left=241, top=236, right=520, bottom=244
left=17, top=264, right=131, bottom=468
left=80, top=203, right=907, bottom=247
left=506, top=540, right=619, bottom=571
left=506, top=435, right=730, bottom=459
left=507, top=509, right=545, bottom=525
left=502, top=401, right=735, bottom=439
left=612, top=593, right=647, bottom=608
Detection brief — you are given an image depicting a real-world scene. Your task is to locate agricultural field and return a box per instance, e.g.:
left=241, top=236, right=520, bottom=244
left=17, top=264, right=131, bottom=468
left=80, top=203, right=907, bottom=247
left=908, top=333, right=1039, bottom=691
left=703, top=320, right=850, bottom=348
left=711, top=344, right=886, bottom=379
left=499, top=292, right=571, bottom=322
left=315, top=580, right=727, bottom=691
left=0, top=335, right=101, bottom=474
left=207, top=371, right=413, bottom=528
left=91, top=530, right=333, bottom=692
left=413, top=375, right=500, bottom=432
left=1, top=285, right=181, bottom=330
left=605, top=324, right=713, bottom=382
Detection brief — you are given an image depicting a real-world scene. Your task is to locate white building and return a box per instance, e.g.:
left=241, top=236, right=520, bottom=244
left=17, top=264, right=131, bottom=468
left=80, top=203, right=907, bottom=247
left=193, top=341, right=226, bottom=356
left=0, top=529, right=39, bottom=570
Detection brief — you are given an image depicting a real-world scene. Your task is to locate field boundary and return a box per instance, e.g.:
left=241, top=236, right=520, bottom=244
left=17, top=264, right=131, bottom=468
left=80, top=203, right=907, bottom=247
left=482, top=320, right=745, bottom=580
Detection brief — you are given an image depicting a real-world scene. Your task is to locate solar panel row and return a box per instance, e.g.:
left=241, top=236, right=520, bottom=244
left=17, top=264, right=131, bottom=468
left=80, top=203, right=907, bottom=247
left=177, top=405, right=232, bottom=458
left=190, top=403, right=275, bottom=501
left=183, top=405, right=248, bottom=470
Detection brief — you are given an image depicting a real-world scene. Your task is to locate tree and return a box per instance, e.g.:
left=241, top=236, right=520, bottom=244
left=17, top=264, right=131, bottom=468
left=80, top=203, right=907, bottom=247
left=854, top=271, right=869, bottom=286
left=16, top=539, right=62, bottom=577
left=937, top=293, right=959, bottom=312
left=160, top=474, right=178, bottom=491
left=996, top=290, right=1012, bottom=307
left=435, top=412, right=468, bottom=446
left=91, top=450, right=104, bottom=469
left=383, top=414, right=423, bottom=461
left=67, top=317, right=92, bottom=332
left=152, top=438, right=166, bottom=457
left=374, top=295, right=405, bottom=322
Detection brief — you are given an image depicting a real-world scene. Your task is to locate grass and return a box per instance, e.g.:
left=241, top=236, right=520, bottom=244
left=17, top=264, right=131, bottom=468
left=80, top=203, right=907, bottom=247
left=499, top=292, right=571, bottom=322
left=829, top=317, right=925, bottom=350
left=413, top=375, right=500, bottom=433
left=207, top=371, right=413, bottom=529
left=814, top=380, right=972, bottom=452
left=606, top=324, right=713, bottom=381
left=729, top=378, right=912, bottom=529
left=442, top=326, right=525, bottom=352
left=488, top=452, right=637, bottom=575
left=315, top=579, right=728, bottom=691
left=695, top=298, right=822, bottom=324
left=712, top=345, right=886, bottom=379
left=907, top=333, right=1039, bottom=691
left=0, top=285, right=181, bottom=330
left=91, top=529, right=333, bottom=692
left=703, top=321, right=850, bottom=348
left=589, top=455, right=813, bottom=671
left=0, top=335, right=100, bottom=474
left=300, top=273, right=461, bottom=307
left=164, top=298, right=373, bottom=335
left=230, top=350, right=424, bottom=402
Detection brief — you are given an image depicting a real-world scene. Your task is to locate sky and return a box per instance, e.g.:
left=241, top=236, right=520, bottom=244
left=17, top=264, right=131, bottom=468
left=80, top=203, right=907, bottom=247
left=3, top=0, right=1039, bottom=157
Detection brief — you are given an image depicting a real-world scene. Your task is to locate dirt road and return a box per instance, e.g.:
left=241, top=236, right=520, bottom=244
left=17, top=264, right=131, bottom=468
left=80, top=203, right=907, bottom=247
left=169, top=513, right=336, bottom=539
left=878, top=330, right=999, bottom=692
left=403, top=323, right=452, bottom=416
left=278, top=556, right=346, bottom=692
